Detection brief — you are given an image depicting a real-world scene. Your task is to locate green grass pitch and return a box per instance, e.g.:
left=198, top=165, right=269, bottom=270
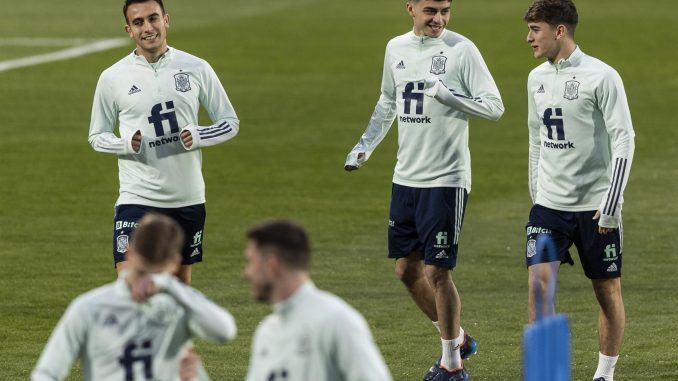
left=1, top=0, right=677, bottom=379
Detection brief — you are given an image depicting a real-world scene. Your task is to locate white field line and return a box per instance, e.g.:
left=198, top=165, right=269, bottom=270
left=0, top=38, right=128, bottom=73
left=0, top=37, right=98, bottom=47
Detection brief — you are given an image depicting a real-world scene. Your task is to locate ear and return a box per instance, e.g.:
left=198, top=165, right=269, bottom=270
left=555, top=24, right=567, bottom=40
left=406, top=2, right=415, bottom=17
left=164, top=13, right=170, bottom=28
left=265, top=252, right=282, bottom=276
left=124, top=24, right=133, bottom=38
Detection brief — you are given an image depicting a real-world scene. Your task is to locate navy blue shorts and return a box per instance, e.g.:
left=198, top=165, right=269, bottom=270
left=525, top=204, right=622, bottom=279
left=113, top=204, right=206, bottom=266
left=388, top=184, right=468, bottom=268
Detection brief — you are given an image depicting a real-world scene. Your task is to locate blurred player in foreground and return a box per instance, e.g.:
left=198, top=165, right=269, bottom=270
left=88, top=0, right=240, bottom=283
left=243, top=219, right=393, bottom=381
left=344, top=0, right=504, bottom=379
left=32, top=214, right=237, bottom=381
left=523, top=1, right=635, bottom=380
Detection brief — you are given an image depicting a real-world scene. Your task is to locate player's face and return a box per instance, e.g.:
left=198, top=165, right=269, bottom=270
left=124, top=1, right=170, bottom=60
left=244, top=241, right=275, bottom=303
left=407, top=0, right=451, bottom=38
left=526, top=21, right=560, bottom=60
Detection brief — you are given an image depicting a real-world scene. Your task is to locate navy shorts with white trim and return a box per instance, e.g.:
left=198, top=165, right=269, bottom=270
left=112, top=204, right=206, bottom=266
left=525, top=204, right=622, bottom=279
left=388, top=184, right=468, bottom=268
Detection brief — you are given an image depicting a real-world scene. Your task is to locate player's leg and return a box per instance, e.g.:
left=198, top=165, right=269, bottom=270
left=395, top=252, right=437, bottom=321
left=592, top=278, right=625, bottom=356
left=173, top=204, right=206, bottom=285
left=525, top=205, right=575, bottom=322
left=177, top=265, right=192, bottom=284
left=419, top=187, right=468, bottom=377
left=527, top=261, right=560, bottom=322
left=112, top=204, right=150, bottom=276
left=574, top=212, right=624, bottom=380
left=424, top=264, right=460, bottom=339
left=389, top=184, right=438, bottom=319
left=592, top=277, right=624, bottom=381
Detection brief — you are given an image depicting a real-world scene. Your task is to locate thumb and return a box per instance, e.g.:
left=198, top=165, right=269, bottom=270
left=592, top=210, right=601, bottom=220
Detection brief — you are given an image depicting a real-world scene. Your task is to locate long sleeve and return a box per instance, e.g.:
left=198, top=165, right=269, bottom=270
left=331, top=309, right=393, bottom=381
left=596, top=70, right=635, bottom=228
left=181, top=63, right=239, bottom=150
left=527, top=76, right=541, bottom=204
left=425, top=42, right=504, bottom=121
left=152, top=273, right=236, bottom=343
left=88, top=74, right=137, bottom=155
left=345, top=46, right=397, bottom=168
left=31, top=300, right=88, bottom=381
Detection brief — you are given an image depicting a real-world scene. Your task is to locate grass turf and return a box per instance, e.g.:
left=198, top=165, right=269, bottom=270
left=1, top=0, right=677, bottom=379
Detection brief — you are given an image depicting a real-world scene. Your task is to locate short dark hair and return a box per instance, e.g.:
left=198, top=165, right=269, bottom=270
left=524, top=0, right=578, bottom=34
left=123, top=0, right=166, bottom=23
left=131, top=213, right=184, bottom=265
left=247, top=220, right=311, bottom=270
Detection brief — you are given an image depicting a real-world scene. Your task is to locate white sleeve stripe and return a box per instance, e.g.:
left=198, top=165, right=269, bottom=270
left=609, top=158, right=628, bottom=215
left=453, top=189, right=464, bottom=245
left=603, top=158, right=627, bottom=215
left=603, top=158, right=623, bottom=215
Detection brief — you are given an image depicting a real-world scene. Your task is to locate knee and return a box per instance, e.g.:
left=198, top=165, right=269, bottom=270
left=593, top=279, right=622, bottom=301
left=424, top=266, right=451, bottom=290
left=395, top=261, right=420, bottom=286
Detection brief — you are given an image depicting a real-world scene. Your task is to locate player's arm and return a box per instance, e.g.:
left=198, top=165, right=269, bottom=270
left=527, top=75, right=541, bottom=204
left=595, top=69, right=635, bottom=230
left=423, top=42, right=504, bottom=121
left=344, top=45, right=398, bottom=171
left=180, top=63, right=239, bottom=150
left=31, top=299, right=88, bottom=381
left=152, top=273, right=237, bottom=343
left=329, top=309, right=393, bottom=381
left=88, top=74, right=141, bottom=155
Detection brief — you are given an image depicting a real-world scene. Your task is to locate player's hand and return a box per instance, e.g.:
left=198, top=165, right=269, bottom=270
left=130, top=274, right=159, bottom=303
left=592, top=210, right=613, bottom=234
left=344, top=152, right=365, bottom=171
left=179, top=347, right=201, bottom=381
left=131, top=130, right=142, bottom=152
left=181, top=130, right=193, bottom=148
left=423, top=76, right=441, bottom=97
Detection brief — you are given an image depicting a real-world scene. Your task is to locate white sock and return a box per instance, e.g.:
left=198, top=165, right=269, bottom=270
left=440, top=337, right=462, bottom=371
left=432, top=321, right=441, bottom=333
left=432, top=321, right=465, bottom=342
left=593, top=352, right=618, bottom=381
left=457, top=327, right=465, bottom=343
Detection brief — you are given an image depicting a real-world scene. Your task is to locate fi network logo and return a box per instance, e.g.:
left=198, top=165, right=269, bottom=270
left=603, top=244, right=617, bottom=261
left=191, top=230, right=203, bottom=247
left=436, top=231, right=448, bottom=246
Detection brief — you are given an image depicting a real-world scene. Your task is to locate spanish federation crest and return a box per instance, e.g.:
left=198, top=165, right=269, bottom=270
left=430, top=55, right=447, bottom=75
left=174, top=72, right=191, bottom=92
left=116, top=234, right=129, bottom=253
left=526, top=239, right=536, bottom=258
left=563, top=79, right=580, bottom=100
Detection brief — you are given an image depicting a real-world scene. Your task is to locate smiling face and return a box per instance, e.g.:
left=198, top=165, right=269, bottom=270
left=407, top=0, right=451, bottom=38
left=124, top=1, right=170, bottom=62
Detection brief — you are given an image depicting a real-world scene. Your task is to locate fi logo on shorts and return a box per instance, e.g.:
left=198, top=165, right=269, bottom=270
left=191, top=230, right=203, bottom=248
left=434, top=231, right=450, bottom=249
left=603, top=244, right=618, bottom=261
